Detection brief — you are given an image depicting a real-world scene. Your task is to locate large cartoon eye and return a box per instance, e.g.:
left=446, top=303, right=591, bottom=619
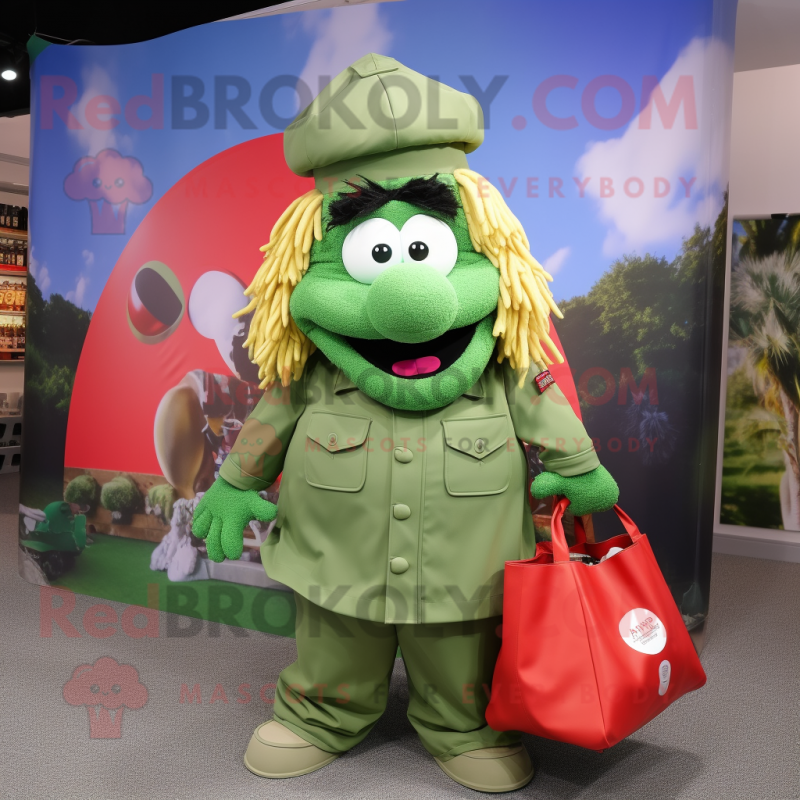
left=111, top=684, right=121, bottom=694
left=400, top=215, right=458, bottom=276
left=92, top=177, right=102, bottom=188
left=341, top=217, right=403, bottom=284
left=115, top=178, right=125, bottom=188
left=127, top=261, right=186, bottom=344
left=188, top=271, right=248, bottom=376
left=90, top=684, right=100, bottom=694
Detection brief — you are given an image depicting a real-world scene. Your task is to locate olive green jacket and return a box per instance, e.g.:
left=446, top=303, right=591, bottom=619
left=219, top=354, right=599, bottom=624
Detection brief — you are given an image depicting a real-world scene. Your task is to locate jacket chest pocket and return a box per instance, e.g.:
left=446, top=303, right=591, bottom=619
left=305, top=412, right=371, bottom=492
left=442, top=415, right=511, bottom=497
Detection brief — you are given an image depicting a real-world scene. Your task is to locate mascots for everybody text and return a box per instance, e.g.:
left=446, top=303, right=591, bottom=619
left=192, top=54, right=619, bottom=793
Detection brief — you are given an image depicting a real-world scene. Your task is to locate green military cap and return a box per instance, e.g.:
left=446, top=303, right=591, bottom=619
left=284, top=53, right=484, bottom=194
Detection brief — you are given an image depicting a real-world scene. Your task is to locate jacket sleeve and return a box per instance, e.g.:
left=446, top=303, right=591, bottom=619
left=503, top=360, right=600, bottom=477
left=219, top=367, right=308, bottom=492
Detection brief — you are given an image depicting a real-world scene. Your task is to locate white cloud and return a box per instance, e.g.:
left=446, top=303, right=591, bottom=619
left=66, top=275, right=88, bottom=308
left=70, top=64, right=133, bottom=156
left=575, top=37, right=733, bottom=256
left=296, top=5, right=393, bottom=109
left=542, top=246, right=571, bottom=276
left=28, top=248, right=51, bottom=293
left=82, top=249, right=94, bottom=267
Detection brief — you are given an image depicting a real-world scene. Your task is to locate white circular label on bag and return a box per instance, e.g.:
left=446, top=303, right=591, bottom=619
left=619, top=608, right=667, bottom=655
left=658, top=660, right=671, bottom=696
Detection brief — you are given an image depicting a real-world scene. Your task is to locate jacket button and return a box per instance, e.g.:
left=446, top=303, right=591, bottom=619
left=394, top=447, right=413, bottom=463
left=393, top=504, right=411, bottom=520
left=474, top=438, right=486, bottom=454
left=327, top=433, right=338, bottom=446
left=390, top=557, right=409, bottom=574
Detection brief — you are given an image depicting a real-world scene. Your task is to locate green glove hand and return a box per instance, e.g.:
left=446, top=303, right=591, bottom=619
left=531, top=465, right=619, bottom=517
left=191, top=477, right=277, bottom=563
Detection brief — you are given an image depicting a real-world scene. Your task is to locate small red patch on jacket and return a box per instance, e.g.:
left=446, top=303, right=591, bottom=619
left=535, top=369, right=555, bottom=393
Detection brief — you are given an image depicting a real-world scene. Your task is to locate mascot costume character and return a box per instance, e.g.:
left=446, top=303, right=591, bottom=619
left=192, top=54, right=619, bottom=793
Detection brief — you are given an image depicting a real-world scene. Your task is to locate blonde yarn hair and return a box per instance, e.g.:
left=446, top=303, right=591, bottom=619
left=237, top=189, right=324, bottom=387
left=239, top=171, right=562, bottom=387
left=453, top=169, right=564, bottom=383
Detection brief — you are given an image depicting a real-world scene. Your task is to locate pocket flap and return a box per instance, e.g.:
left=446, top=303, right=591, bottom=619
left=442, top=415, right=510, bottom=460
left=307, top=412, right=371, bottom=454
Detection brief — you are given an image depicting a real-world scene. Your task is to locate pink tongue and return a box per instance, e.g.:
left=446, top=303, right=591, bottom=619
left=392, top=356, right=441, bottom=377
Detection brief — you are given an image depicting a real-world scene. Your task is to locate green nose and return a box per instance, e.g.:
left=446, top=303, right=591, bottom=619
left=366, top=264, right=458, bottom=343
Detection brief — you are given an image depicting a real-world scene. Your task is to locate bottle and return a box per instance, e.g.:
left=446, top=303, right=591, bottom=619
left=11, top=207, right=19, bottom=229
left=0, top=205, right=5, bottom=228
left=19, top=207, right=27, bottom=231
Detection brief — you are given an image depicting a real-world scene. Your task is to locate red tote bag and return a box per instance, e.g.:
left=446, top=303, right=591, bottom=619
left=486, top=498, right=707, bottom=751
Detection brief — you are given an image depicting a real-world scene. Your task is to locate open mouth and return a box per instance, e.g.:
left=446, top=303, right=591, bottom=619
left=345, top=322, right=479, bottom=378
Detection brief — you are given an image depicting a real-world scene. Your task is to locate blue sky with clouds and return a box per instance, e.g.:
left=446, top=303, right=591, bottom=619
left=28, top=0, right=736, bottom=312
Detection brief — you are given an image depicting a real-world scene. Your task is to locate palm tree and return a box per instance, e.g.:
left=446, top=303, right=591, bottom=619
left=730, top=251, right=800, bottom=528
left=737, top=217, right=800, bottom=261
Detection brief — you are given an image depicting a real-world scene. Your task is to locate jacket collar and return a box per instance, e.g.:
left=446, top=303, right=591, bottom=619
left=335, top=369, right=485, bottom=399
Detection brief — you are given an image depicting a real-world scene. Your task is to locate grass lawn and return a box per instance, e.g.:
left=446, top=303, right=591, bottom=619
left=51, top=532, right=297, bottom=637
left=720, top=409, right=785, bottom=529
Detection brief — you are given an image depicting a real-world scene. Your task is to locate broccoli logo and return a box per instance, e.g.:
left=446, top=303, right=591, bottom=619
left=64, top=149, right=153, bottom=235
left=63, top=657, right=148, bottom=739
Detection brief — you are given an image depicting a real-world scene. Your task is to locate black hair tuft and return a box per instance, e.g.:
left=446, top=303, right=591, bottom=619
left=327, top=174, right=459, bottom=230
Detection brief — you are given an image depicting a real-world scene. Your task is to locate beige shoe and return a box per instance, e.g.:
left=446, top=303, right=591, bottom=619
left=434, top=744, right=534, bottom=793
left=243, top=720, right=340, bottom=778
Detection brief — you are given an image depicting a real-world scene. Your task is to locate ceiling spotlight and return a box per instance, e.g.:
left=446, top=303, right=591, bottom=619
left=1, top=69, right=17, bottom=81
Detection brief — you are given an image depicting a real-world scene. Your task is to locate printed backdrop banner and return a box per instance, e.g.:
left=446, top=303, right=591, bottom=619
left=21, top=0, right=737, bottom=635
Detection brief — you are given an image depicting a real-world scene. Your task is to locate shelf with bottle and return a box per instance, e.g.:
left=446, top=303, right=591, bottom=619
left=0, top=236, right=27, bottom=268
left=0, top=204, right=28, bottom=234
left=0, top=278, right=26, bottom=314
left=0, top=229, right=27, bottom=242
left=0, top=317, right=26, bottom=354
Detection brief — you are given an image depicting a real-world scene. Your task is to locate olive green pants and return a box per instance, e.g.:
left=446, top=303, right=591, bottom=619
left=272, top=592, right=519, bottom=761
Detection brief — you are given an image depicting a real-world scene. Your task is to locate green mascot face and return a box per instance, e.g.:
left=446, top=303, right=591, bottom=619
left=240, top=56, right=561, bottom=411
left=290, top=174, right=500, bottom=411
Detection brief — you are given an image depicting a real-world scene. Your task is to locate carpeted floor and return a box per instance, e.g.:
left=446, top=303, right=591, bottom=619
left=2, top=470, right=799, bottom=800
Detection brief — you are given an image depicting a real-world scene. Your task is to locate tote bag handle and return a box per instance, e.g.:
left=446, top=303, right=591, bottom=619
left=551, top=497, right=643, bottom=563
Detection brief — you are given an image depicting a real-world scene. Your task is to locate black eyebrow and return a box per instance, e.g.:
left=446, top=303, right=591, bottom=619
left=326, top=174, right=459, bottom=231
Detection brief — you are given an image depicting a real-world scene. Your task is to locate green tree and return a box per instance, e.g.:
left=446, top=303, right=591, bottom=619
left=730, top=249, right=800, bottom=527
left=557, top=195, right=727, bottom=413
left=20, top=276, right=92, bottom=507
